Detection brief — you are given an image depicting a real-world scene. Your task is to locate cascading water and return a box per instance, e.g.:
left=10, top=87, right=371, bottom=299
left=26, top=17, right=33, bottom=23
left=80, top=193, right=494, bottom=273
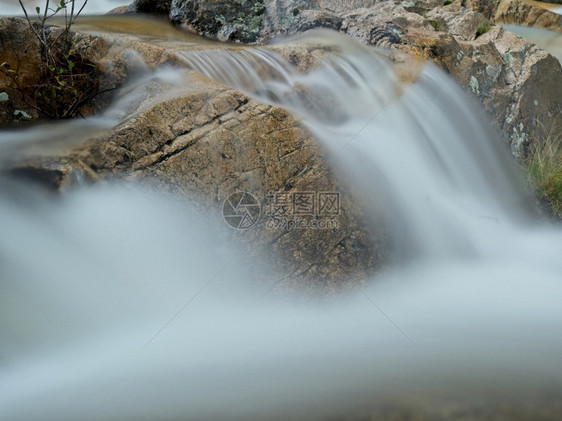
left=1, top=29, right=562, bottom=420
left=178, top=31, right=537, bottom=259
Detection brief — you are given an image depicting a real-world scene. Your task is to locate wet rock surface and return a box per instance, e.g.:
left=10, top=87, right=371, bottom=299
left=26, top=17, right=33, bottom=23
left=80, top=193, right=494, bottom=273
left=1, top=22, right=385, bottom=296
left=137, top=0, right=562, bottom=153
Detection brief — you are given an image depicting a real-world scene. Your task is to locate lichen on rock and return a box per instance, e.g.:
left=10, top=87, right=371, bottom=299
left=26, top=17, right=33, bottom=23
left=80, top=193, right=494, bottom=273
left=170, top=0, right=267, bottom=43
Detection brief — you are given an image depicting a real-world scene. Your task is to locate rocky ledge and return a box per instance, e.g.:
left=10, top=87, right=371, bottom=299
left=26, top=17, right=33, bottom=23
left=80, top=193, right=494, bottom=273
left=1, top=17, right=387, bottom=296
left=126, top=0, right=562, bottom=155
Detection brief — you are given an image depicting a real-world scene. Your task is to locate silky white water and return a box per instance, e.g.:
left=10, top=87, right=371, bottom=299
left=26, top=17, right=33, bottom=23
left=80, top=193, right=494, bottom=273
left=179, top=31, right=537, bottom=259
left=1, top=30, right=562, bottom=420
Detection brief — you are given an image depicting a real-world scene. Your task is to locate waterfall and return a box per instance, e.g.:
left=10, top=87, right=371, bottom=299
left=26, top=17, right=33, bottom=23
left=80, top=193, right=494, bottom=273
left=177, top=30, right=537, bottom=259
left=1, top=30, right=562, bottom=420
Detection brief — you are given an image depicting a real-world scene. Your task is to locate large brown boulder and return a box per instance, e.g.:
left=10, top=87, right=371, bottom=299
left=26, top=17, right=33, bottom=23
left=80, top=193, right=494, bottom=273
left=3, top=25, right=385, bottom=296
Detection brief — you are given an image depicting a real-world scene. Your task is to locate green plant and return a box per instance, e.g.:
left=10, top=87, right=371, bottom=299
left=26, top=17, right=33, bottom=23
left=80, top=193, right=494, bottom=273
left=524, top=123, right=562, bottom=218
left=444, top=0, right=453, bottom=5
left=20, top=0, right=87, bottom=66
left=429, top=19, right=445, bottom=31
left=0, top=1, right=101, bottom=119
left=476, top=20, right=491, bottom=37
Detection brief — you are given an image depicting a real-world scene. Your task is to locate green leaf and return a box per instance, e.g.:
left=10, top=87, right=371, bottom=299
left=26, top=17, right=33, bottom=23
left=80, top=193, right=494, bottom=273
left=68, top=60, right=75, bottom=71
left=36, top=6, right=41, bottom=14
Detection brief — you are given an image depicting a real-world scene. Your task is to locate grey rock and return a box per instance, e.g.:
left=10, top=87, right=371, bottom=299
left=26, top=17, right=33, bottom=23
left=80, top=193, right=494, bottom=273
left=170, top=0, right=267, bottom=42
left=128, top=0, right=172, bottom=14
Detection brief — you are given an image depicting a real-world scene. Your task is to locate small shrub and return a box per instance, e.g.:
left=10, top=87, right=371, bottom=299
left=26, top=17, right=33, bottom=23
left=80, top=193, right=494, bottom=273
left=524, top=123, right=562, bottom=218
left=444, top=0, right=453, bottom=5
left=476, top=20, right=491, bottom=37
left=0, top=1, right=101, bottom=119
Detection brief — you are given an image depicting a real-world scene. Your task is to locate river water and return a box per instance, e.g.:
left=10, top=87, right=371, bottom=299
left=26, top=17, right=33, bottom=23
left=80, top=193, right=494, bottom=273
left=0, top=10, right=562, bottom=421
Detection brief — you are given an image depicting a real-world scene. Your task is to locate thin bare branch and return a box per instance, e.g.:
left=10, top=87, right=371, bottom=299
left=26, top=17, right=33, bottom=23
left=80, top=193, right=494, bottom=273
left=17, top=0, right=42, bottom=43
left=75, top=1, right=88, bottom=22
left=13, top=0, right=95, bottom=119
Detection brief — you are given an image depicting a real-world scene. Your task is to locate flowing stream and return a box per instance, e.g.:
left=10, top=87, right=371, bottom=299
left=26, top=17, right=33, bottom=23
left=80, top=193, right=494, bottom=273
left=0, top=15, right=562, bottom=421
left=179, top=31, right=538, bottom=259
